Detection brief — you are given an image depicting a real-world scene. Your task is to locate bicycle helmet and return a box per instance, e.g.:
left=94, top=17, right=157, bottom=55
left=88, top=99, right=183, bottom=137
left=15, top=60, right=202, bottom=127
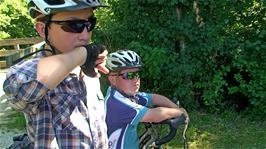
left=28, top=0, right=107, bottom=18
left=107, top=50, right=143, bottom=72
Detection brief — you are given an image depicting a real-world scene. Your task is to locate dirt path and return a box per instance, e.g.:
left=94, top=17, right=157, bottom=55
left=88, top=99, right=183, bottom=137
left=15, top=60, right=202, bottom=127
left=0, top=95, right=26, bottom=148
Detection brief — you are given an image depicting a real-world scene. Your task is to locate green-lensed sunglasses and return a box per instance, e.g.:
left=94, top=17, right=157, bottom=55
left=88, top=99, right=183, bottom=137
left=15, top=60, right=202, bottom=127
left=112, top=71, right=140, bottom=80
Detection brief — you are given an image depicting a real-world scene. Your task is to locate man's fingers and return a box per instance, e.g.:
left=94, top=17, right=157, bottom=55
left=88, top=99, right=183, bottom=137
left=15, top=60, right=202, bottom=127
left=95, top=49, right=109, bottom=74
left=97, top=64, right=109, bottom=74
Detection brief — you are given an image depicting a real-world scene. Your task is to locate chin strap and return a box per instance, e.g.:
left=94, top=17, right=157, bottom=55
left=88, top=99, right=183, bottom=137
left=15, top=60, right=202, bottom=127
left=44, top=15, right=57, bottom=55
left=13, top=48, right=53, bottom=65
left=13, top=16, right=57, bottom=65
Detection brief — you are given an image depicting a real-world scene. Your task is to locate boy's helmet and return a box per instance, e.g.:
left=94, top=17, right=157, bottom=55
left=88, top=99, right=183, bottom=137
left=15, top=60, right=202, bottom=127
left=107, top=50, right=143, bottom=72
left=28, top=0, right=107, bottom=18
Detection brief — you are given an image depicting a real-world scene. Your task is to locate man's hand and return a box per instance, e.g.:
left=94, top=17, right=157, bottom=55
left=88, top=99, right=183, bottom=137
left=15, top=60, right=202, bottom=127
left=95, top=49, right=109, bottom=77
left=80, top=44, right=109, bottom=77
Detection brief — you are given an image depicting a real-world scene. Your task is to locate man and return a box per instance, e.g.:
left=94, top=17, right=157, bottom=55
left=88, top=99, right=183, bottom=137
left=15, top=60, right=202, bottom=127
left=105, top=50, right=188, bottom=149
left=3, top=0, right=109, bottom=148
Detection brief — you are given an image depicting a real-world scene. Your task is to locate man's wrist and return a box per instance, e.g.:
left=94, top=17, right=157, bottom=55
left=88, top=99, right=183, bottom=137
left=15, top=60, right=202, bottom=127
left=70, top=46, right=87, bottom=66
left=79, top=46, right=87, bottom=66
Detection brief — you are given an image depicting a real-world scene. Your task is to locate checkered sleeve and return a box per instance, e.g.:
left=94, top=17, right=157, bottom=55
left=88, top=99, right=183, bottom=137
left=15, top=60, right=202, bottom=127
left=3, top=59, right=48, bottom=113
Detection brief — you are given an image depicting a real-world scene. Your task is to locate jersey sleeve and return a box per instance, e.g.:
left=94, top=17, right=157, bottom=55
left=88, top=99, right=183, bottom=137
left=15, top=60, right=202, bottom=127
left=137, top=92, right=153, bottom=107
left=105, top=89, right=151, bottom=128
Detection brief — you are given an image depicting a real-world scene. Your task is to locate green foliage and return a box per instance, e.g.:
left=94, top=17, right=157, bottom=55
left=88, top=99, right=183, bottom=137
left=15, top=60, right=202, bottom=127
left=95, top=0, right=266, bottom=117
left=3, top=0, right=266, bottom=117
left=0, top=0, right=36, bottom=39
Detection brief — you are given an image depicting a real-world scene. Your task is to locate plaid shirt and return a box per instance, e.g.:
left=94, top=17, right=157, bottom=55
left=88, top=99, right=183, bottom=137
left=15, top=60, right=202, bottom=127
left=3, top=44, right=108, bottom=148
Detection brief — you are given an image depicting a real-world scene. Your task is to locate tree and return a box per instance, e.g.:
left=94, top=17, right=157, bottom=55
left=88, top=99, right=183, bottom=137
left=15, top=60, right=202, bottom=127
left=0, top=0, right=36, bottom=39
left=96, top=0, right=266, bottom=117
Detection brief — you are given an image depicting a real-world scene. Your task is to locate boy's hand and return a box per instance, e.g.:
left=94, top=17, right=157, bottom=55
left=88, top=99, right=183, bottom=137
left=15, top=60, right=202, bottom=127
left=179, top=108, right=189, bottom=123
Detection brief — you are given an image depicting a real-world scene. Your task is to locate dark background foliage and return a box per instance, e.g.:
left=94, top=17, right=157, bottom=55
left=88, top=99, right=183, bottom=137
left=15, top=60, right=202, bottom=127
left=1, top=0, right=266, bottom=118
left=95, top=0, right=266, bottom=118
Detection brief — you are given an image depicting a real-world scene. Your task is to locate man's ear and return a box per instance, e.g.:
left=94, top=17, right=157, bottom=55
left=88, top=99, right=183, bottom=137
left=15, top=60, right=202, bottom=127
left=35, top=22, right=46, bottom=38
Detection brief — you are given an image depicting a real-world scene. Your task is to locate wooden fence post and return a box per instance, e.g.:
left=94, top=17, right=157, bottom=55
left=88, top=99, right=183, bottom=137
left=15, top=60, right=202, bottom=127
left=0, top=37, right=43, bottom=68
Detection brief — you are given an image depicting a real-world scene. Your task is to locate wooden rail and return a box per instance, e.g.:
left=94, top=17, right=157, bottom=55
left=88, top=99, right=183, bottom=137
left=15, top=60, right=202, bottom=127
left=0, top=37, right=43, bottom=50
left=0, top=37, right=44, bottom=68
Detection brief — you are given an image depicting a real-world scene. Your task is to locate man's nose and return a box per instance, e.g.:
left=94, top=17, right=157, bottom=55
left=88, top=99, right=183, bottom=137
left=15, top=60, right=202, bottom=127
left=79, top=27, right=91, bottom=40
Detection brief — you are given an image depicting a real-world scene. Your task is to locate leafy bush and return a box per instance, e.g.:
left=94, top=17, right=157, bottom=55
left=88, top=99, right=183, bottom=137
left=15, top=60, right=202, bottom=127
left=0, top=0, right=36, bottom=39
left=3, top=0, right=266, bottom=118
left=95, top=0, right=266, bottom=118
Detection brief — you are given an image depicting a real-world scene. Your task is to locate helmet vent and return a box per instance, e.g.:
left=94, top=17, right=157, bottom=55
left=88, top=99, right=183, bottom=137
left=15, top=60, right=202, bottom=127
left=113, top=55, right=119, bottom=58
left=127, top=52, right=133, bottom=59
left=44, top=0, right=65, bottom=5
left=45, top=8, right=51, bottom=14
left=112, top=61, right=122, bottom=66
left=117, top=52, right=124, bottom=55
left=136, top=57, right=139, bottom=64
left=124, top=57, right=131, bottom=64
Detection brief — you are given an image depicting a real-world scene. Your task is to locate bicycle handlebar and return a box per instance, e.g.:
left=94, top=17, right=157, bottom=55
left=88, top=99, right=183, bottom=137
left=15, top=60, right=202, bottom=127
left=153, top=113, right=187, bottom=146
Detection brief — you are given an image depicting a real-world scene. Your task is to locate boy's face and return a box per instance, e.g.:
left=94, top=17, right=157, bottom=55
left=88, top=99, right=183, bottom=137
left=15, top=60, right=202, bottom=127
left=109, top=68, right=141, bottom=96
left=45, top=8, right=94, bottom=53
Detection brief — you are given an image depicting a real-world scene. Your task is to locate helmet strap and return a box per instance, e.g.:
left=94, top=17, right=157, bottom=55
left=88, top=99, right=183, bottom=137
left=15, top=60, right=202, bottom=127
left=44, top=14, right=57, bottom=55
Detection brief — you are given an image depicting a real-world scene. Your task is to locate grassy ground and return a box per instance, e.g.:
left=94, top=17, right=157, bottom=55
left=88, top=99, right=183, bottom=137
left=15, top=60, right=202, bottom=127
left=2, top=109, right=266, bottom=149
left=161, top=110, right=266, bottom=149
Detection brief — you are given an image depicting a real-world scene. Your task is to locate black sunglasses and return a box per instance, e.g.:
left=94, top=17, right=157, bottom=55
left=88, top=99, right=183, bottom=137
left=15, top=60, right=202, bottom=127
left=117, top=71, right=140, bottom=80
left=50, top=16, right=97, bottom=33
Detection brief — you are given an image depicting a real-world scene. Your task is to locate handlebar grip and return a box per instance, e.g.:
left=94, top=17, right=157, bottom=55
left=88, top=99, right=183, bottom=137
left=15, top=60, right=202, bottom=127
left=153, top=114, right=187, bottom=146
left=154, top=125, right=177, bottom=146
left=161, top=114, right=187, bottom=128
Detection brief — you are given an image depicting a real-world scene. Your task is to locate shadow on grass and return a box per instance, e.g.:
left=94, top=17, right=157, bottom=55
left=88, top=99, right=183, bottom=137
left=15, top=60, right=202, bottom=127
left=138, top=110, right=266, bottom=149
left=0, top=94, right=26, bottom=132
left=184, top=110, right=266, bottom=149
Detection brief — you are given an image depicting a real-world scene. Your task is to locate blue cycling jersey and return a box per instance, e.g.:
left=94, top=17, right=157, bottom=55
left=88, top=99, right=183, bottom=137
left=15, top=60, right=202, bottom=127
left=105, top=87, right=152, bottom=149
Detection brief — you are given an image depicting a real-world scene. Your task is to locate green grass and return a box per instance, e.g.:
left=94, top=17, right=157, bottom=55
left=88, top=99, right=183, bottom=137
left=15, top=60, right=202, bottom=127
left=138, top=110, right=266, bottom=149
left=3, top=110, right=266, bottom=149
left=159, top=110, right=266, bottom=149
left=0, top=111, right=25, bottom=130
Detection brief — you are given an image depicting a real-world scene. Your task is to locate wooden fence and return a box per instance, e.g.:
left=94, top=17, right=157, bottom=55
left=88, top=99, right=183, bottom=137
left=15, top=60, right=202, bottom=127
left=0, top=37, right=43, bottom=68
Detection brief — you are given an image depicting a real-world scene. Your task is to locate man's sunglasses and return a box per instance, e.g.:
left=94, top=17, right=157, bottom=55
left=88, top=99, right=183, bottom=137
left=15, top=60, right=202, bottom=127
left=50, top=16, right=97, bottom=33
left=112, top=71, right=140, bottom=80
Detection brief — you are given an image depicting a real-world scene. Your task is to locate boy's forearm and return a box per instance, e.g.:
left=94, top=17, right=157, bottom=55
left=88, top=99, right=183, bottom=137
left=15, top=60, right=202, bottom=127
left=152, top=94, right=178, bottom=108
